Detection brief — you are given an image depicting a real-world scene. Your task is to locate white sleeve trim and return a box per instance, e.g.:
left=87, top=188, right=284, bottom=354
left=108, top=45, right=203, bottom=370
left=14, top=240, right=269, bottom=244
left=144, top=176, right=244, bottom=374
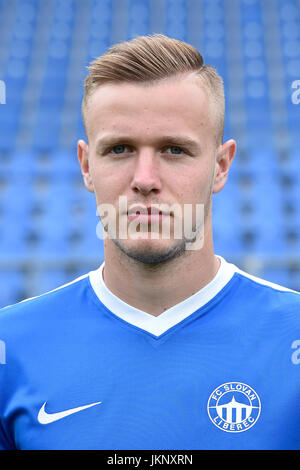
left=234, top=267, right=300, bottom=294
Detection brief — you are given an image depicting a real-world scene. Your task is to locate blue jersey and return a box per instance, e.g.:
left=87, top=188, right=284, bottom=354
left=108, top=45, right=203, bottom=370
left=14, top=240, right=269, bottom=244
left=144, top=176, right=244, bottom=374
left=0, top=256, right=299, bottom=450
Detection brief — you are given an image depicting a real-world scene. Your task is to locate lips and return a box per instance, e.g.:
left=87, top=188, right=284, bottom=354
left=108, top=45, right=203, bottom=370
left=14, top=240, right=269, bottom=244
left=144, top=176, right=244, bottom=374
left=126, top=204, right=172, bottom=224
left=127, top=204, right=171, bottom=216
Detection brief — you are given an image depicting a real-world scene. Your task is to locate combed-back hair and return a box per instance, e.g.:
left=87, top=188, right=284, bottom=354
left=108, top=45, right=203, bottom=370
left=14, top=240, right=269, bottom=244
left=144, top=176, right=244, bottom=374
left=82, top=34, right=225, bottom=144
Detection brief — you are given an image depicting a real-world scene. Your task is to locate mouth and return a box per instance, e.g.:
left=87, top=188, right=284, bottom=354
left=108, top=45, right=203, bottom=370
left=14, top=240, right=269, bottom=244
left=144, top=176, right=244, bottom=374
left=127, top=204, right=172, bottom=222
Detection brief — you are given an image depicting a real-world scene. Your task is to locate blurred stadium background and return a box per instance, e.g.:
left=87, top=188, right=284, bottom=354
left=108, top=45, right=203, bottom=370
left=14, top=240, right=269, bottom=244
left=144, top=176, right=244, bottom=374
left=0, top=0, right=299, bottom=308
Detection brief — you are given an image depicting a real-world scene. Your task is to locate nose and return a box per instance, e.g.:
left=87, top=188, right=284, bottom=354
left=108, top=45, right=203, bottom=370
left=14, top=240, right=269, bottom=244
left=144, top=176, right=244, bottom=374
left=130, top=149, right=162, bottom=195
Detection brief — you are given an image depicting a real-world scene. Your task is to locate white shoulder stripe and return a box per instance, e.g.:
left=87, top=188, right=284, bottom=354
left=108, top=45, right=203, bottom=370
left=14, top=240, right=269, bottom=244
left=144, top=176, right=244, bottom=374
left=3, top=272, right=90, bottom=309
left=235, top=267, right=300, bottom=294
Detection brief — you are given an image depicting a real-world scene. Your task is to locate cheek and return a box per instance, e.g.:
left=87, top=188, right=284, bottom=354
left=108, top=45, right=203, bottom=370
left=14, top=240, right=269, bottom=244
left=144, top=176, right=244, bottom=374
left=90, top=166, right=125, bottom=206
left=178, top=168, right=213, bottom=203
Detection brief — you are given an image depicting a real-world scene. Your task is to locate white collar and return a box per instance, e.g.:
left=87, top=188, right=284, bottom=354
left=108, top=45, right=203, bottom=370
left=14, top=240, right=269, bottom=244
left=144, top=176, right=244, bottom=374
left=89, top=255, right=236, bottom=336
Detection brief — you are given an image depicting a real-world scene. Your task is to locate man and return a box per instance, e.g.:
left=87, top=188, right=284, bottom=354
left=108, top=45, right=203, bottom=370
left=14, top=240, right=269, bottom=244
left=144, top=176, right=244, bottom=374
left=0, top=34, right=299, bottom=450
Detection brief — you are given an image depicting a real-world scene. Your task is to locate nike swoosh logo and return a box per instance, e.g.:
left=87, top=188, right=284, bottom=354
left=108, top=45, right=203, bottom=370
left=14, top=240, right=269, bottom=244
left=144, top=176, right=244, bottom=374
left=38, top=400, right=102, bottom=424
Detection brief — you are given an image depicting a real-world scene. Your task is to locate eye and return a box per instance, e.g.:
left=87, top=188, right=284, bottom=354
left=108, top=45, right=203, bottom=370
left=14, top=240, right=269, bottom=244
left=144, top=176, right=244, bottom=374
left=110, top=145, right=129, bottom=154
left=165, top=146, right=184, bottom=155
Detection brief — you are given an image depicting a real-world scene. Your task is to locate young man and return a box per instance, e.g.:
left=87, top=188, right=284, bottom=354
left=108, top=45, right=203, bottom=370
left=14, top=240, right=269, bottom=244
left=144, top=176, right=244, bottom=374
left=0, top=35, right=299, bottom=450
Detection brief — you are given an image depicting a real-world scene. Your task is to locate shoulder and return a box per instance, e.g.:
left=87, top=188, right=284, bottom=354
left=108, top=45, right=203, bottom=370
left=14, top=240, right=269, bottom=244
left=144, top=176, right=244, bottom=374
left=219, top=255, right=299, bottom=297
left=232, top=263, right=300, bottom=314
left=0, top=272, right=91, bottom=335
left=234, top=264, right=299, bottom=294
left=217, top=255, right=300, bottom=327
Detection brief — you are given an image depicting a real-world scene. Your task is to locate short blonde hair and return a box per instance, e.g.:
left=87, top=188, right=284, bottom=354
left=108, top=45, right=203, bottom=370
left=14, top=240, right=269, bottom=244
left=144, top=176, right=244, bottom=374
left=82, top=34, right=225, bottom=144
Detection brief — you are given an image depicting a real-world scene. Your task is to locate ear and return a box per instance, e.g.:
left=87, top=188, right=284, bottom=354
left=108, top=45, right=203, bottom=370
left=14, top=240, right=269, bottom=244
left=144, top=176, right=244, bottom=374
left=77, top=139, right=94, bottom=193
left=212, top=139, right=236, bottom=194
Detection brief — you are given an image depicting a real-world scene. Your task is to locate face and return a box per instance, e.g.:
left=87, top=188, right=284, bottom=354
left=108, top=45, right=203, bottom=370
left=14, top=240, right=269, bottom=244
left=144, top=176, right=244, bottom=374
left=78, top=73, right=236, bottom=265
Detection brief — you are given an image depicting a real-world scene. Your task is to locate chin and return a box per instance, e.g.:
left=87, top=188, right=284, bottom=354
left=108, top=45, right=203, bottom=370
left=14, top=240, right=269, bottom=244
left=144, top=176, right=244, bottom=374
left=112, top=237, right=186, bottom=265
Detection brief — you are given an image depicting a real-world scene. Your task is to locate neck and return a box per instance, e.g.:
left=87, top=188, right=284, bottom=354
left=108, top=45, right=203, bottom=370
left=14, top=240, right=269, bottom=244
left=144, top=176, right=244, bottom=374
left=101, top=229, right=220, bottom=317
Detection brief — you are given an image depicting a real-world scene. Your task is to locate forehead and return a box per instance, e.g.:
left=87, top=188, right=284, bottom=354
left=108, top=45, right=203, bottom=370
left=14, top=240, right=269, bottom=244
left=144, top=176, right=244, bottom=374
left=84, top=74, right=214, bottom=142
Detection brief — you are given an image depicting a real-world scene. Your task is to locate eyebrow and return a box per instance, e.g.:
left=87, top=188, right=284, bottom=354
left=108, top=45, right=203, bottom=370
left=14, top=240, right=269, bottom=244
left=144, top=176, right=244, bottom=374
left=95, top=135, right=201, bottom=153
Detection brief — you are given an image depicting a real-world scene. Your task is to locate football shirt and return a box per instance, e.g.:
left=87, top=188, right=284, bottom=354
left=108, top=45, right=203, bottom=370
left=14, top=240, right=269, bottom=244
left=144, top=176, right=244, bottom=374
left=0, top=256, right=299, bottom=449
